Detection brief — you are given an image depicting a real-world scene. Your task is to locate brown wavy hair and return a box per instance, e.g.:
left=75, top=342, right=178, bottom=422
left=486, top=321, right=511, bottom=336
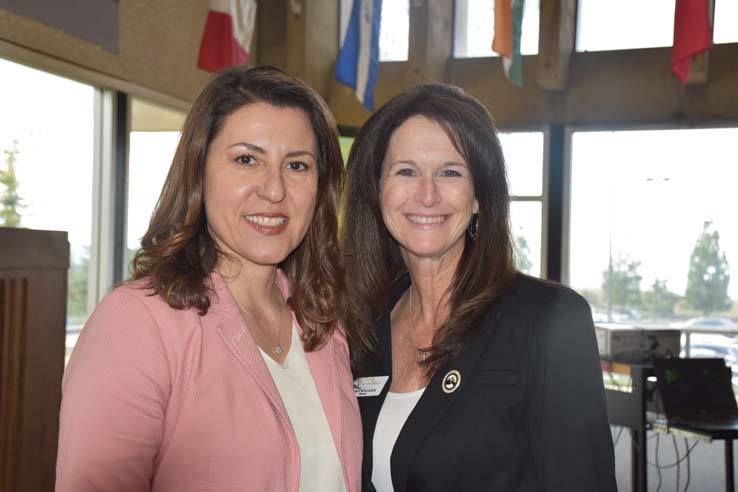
left=341, top=83, right=516, bottom=374
left=132, top=65, right=344, bottom=351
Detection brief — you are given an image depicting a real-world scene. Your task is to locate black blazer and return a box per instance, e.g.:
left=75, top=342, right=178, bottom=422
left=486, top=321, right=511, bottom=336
left=356, top=274, right=617, bottom=492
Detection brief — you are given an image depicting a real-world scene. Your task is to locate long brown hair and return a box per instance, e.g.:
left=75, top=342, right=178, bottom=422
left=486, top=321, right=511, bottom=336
left=132, top=65, right=344, bottom=351
left=341, top=83, right=516, bottom=374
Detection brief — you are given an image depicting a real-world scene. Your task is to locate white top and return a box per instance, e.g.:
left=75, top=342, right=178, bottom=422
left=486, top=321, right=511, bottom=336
left=260, top=323, right=346, bottom=492
left=371, top=387, right=426, bottom=492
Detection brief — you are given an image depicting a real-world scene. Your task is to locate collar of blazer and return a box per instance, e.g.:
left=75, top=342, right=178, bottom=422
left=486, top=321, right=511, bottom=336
left=368, top=275, right=504, bottom=492
left=204, top=270, right=345, bottom=475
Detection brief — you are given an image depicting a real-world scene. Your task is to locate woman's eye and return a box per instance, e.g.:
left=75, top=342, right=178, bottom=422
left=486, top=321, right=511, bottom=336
left=236, top=155, right=255, bottom=166
left=440, top=169, right=462, bottom=177
left=287, top=161, right=308, bottom=171
left=396, top=168, right=416, bottom=177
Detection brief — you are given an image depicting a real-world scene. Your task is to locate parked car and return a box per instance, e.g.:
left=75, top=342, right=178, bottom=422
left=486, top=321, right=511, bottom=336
left=682, top=317, right=737, bottom=330
left=682, top=333, right=738, bottom=380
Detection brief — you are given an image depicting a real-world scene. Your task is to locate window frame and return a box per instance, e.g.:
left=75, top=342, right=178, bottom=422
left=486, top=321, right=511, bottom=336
left=498, top=126, right=550, bottom=279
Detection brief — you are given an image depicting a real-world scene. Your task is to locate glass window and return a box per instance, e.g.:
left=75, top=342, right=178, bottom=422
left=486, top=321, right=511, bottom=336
left=511, top=201, right=542, bottom=276
left=500, top=132, right=544, bottom=196
left=339, top=0, right=408, bottom=62
left=578, top=0, right=736, bottom=52
left=454, top=0, right=539, bottom=58
left=577, top=0, right=675, bottom=52
left=500, top=131, right=545, bottom=277
left=126, top=98, right=186, bottom=275
left=339, top=136, right=354, bottom=165
left=0, top=58, right=95, bottom=360
left=569, top=128, right=738, bottom=329
left=380, top=0, right=409, bottom=61
left=714, top=0, right=738, bottom=44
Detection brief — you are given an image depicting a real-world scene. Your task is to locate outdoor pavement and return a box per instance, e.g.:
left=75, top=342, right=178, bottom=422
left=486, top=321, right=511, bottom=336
left=613, top=425, right=736, bottom=491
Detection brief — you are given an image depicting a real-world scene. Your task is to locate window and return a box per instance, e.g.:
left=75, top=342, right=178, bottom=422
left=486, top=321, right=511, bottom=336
left=454, top=0, right=539, bottom=58
left=126, top=98, right=186, bottom=274
left=568, top=128, right=738, bottom=327
left=714, top=0, right=738, bottom=45
left=578, top=0, right=737, bottom=52
left=500, top=131, right=545, bottom=277
left=577, top=0, right=675, bottom=52
left=379, top=0, right=409, bottom=61
left=0, top=58, right=95, bottom=360
left=339, top=136, right=354, bottom=165
left=340, top=0, right=409, bottom=62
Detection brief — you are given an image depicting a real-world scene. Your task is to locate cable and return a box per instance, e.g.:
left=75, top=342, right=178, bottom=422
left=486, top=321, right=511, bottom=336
left=654, top=433, right=663, bottom=492
left=647, top=439, right=699, bottom=469
left=683, top=438, right=691, bottom=492
left=673, top=435, right=681, bottom=492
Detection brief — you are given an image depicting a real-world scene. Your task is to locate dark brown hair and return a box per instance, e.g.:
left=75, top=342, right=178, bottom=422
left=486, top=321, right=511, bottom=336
left=341, top=83, right=516, bottom=374
left=132, top=65, right=344, bottom=351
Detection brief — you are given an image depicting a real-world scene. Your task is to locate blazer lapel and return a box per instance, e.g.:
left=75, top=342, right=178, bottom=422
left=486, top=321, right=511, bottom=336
left=275, top=271, right=353, bottom=490
left=303, top=334, right=349, bottom=479
left=359, top=302, right=395, bottom=490
left=208, top=272, right=292, bottom=428
left=390, top=306, right=504, bottom=492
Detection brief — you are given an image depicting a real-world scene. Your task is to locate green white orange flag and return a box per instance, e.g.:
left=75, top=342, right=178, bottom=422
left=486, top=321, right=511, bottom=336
left=492, top=0, right=525, bottom=87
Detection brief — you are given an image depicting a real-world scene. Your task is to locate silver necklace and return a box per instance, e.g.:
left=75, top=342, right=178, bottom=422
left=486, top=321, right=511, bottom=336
left=238, top=304, right=284, bottom=355
left=408, top=289, right=428, bottom=362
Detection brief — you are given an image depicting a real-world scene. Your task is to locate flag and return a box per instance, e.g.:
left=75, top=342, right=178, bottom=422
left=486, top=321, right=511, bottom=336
left=492, top=0, right=525, bottom=87
left=198, top=0, right=257, bottom=72
left=672, top=0, right=713, bottom=88
left=335, top=0, right=383, bottom=110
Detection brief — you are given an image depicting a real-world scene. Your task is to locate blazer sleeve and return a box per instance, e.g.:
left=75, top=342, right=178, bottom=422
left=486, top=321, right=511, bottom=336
left=527, top=289, right=617, bottom=492
left=56, top=287, right=171, bottom=492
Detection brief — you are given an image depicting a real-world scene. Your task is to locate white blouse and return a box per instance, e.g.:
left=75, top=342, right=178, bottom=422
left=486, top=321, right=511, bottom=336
left=371, top=387, right=426, bottom=492
left=260, top=324, right=346, bottom=492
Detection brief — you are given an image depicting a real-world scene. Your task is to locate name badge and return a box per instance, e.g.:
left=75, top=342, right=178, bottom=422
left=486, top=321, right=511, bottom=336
left=353, top=376, right=389, bottom=397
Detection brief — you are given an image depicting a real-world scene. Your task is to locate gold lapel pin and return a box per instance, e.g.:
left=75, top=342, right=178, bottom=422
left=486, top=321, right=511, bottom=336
left=442, top=370, right=461, bottom=394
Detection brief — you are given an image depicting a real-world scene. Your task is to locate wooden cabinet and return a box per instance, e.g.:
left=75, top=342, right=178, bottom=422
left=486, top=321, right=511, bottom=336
left=1, top=228, right=68, bottom=492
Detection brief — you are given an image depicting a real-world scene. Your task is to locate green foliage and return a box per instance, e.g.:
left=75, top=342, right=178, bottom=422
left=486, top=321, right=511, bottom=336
left=579, top=288, right=603, bottom=308
left=643, top=279, right=681, bottom=318
left=602, top=253, right=642, bottom=308
left=514, top=233, right=533, bottom=274
left=684, top=221, right=732, bottom=315
left=67, top=250, right=89, bottom=322
left=1, top=140, right=23, bottom=227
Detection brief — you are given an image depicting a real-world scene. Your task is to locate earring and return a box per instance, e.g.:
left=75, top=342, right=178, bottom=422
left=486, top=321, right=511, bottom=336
left=467, top=213, right=479, bottom=241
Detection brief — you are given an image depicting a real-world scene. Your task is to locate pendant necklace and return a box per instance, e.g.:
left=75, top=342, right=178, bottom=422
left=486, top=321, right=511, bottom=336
left=238, top=304, right=284, bottom=355
left=408, top=289, right=429, bottom=362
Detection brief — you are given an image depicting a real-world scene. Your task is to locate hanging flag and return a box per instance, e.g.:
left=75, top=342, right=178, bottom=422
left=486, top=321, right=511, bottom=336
left=335, top=0, right=383, bottom=111
left=198, top=0, right=257, bottom=72
left=672, top=0, right=713, bottom=88
left=492, top=0, right=525, bottom=87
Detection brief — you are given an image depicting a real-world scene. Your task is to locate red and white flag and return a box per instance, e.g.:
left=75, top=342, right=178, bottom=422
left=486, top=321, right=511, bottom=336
left=198, top=0, right=257, bottom=72
left=672, top=0, right=713, bottom=88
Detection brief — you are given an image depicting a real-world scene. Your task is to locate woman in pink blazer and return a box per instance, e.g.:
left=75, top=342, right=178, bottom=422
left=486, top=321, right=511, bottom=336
left=56, top=66, right=362, bottom=492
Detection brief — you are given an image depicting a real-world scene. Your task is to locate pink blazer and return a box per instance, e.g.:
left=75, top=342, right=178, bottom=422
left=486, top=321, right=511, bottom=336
left=56, top=271, right=362, bottom=492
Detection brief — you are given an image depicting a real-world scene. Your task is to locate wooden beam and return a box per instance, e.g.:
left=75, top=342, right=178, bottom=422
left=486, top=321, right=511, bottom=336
left=407, top=0, right=453, bottom=85
left=536, top=0, right=577, bottom=91
left=286, top=0, right=339, bottom=98
left=685, top=0, right=715, bottom=86
left=255, top=0, right=288, bottom=69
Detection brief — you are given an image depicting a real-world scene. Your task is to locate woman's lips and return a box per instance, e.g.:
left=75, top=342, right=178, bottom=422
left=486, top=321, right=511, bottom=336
left=405, top=214, right=449, bottom=226
left=243, top=213, right=289, bottom=235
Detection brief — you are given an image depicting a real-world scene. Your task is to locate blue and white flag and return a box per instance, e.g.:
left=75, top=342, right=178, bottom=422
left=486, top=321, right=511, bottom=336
left=335, top=0, right=382, bottom=111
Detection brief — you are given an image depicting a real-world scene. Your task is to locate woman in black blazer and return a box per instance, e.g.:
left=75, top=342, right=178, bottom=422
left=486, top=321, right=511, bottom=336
left=340, top=83, right=617, bottom=491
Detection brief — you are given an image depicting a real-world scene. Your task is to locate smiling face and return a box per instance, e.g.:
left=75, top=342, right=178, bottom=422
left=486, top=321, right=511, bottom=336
left=379, top=116, right=479, bottom=264
left=203, top=102, right=318, bottom=269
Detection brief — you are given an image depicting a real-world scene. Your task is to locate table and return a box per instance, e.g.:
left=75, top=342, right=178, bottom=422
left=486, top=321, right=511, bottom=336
left=604, top=360, right=738, bottom=492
